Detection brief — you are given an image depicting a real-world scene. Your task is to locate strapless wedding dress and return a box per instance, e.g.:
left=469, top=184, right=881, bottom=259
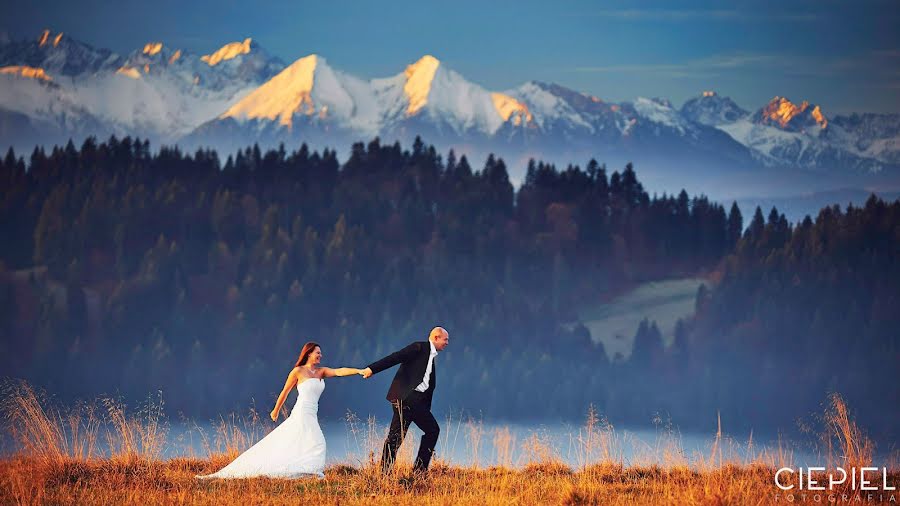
left=197, top=378, right=326, bottom=479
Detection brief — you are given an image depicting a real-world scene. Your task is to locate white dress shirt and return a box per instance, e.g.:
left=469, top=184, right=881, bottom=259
left=414, top=340, right=438, bottom=392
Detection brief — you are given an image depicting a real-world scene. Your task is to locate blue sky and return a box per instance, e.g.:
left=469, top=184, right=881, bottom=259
left=2, top=0, right=898, bottom=114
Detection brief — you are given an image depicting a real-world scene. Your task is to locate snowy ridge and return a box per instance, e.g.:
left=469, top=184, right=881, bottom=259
left=215, top=54, right=533, bottom=138
left=0, top=30, right=284, bottom=142
left=0, top=29, right=898, bottom=175
left=683, top=91, right=896, bottom=172
left=506, top=81, right=595, bottom=132
left=632, top=97, right=690, bottom=135
left=829, top=113, right=900, bottom=165
left=681, top=91, right=748, bottom=126
left=201, top=38, right=253, bottom=66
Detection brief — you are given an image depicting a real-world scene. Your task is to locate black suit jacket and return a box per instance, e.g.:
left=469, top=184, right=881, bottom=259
left=367, top=341, right=436, bottom=406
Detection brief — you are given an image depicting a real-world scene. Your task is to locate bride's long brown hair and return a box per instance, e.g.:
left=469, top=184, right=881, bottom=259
left=294, top=342, right=321, bottom=368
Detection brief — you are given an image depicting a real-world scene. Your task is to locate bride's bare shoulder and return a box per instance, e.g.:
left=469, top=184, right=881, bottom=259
left=293, top=367, right=319, bottom=383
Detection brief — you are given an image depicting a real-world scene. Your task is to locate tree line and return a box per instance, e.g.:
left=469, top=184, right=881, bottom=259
left=0, top=136, right=895, bottom=441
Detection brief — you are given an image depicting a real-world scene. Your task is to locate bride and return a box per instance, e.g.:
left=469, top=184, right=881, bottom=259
left=197, top=342, right=364, bottom=479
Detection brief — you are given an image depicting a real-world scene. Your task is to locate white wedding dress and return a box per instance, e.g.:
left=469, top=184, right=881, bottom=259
left=197, top=378, right=326, bottom=479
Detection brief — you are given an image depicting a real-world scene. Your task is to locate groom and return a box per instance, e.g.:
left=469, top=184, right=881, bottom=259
left=361, top=326, right=449, bottom=475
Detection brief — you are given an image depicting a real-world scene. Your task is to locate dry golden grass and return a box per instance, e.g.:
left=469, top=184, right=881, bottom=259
left=0, top=382, right=896, bottom=505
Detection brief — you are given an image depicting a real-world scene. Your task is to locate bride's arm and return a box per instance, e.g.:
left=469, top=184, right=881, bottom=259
left=319, top=367, right=363, bottom=378
left=270, top=367, right=300, bottom=421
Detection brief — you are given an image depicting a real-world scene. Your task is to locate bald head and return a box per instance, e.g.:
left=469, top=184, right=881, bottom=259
left=429, top=326, right=449, bottom=351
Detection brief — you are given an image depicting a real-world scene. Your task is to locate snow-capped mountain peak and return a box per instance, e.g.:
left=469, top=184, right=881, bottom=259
left=680, top=91, right=749, bottom=126
left=1, top=29, right=122, bottom=77
left=713, top=95, right=880, bottom=172
left=115, top=36, right=282, bottom=93
left=403, top=54, right=440, bottom=116
left=761, top=96, right=805, bottom=127
left=201, top=38, right=253, bottom=66
left=417, top=56, right=516, bottom=134
left=221, top=54, right=318, bottom=127
left=143, top=42, right=162, bottom=56
left=758, top=96, right=828, bottom=131
left=387, top=54, right=529, bottom=135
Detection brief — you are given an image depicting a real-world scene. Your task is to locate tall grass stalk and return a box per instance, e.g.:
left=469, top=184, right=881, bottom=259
left=1, top=382, right=894, bottom=505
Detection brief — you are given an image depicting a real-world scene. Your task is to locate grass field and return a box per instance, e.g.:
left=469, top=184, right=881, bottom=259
left=578, top=277, right=708, bottom=360
left=1, top=381, right=896, bottom=505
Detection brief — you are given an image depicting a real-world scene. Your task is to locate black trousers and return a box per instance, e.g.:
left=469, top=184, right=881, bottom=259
left=381, top=391, right=440, bottom=473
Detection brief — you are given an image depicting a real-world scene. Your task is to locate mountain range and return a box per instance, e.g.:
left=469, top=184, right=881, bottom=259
left=2, top=29, right=899, bottom=185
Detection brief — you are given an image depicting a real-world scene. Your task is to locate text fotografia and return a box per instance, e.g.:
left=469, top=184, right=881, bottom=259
left=773, top=467, right=897, bottom=503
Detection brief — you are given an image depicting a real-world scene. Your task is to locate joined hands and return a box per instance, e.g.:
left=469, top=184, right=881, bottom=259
left=360, top=367, right=373, bottom=379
